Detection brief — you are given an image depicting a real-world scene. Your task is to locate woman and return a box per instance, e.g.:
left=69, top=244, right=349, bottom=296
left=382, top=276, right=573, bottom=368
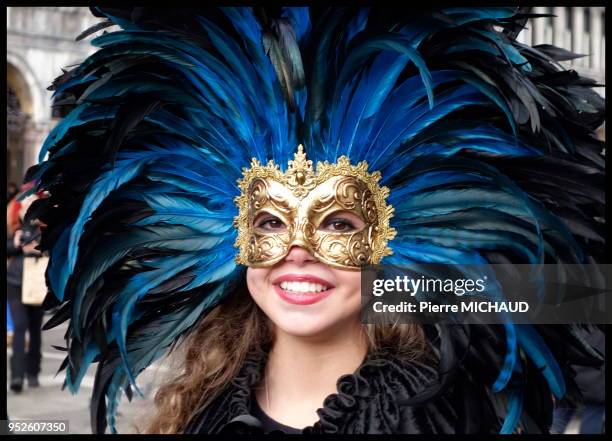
left=149, top=148, right=439, bottom=434
left=6, top=186, right=44, bottom=392
left=27, top=6, right=604, bottom=434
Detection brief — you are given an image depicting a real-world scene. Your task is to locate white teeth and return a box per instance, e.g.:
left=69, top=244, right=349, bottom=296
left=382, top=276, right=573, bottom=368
left=279, top=281, right=329, bottom=293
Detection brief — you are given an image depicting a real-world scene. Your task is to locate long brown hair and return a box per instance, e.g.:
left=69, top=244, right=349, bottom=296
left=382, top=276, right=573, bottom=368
left=144, top=284, right=428, bottom=434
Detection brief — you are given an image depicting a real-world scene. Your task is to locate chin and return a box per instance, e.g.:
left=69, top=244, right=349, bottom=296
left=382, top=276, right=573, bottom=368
left=265, top=297, right=362, bottom=340
left=271, top=312, right=338, bottom=338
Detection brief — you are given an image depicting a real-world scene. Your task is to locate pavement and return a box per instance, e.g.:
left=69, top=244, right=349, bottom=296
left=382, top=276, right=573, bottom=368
left=6, top=313, right=172, bottom=434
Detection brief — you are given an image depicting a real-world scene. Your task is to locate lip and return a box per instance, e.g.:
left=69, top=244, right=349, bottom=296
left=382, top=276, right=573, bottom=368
left=272, top=273, right=335, bottom=305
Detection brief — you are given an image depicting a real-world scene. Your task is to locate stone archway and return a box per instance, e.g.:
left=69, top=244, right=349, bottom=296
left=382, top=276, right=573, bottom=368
left=7, top=62, right=34, bottom=187
left=7, top=62, right=35, bottom=118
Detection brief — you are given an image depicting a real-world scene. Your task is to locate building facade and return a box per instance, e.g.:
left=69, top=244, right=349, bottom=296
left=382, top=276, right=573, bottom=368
left=517, top=7, right=605, bottom=140
left=7, top=7, right=97, bottom=185
left=6, top=7, right=606, bottom=186
left=517, top=7, right=605, bottom=95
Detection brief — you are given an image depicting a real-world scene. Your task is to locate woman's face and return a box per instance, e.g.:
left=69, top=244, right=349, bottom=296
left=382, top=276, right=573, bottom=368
left=246, top=211, right=364, bottom=339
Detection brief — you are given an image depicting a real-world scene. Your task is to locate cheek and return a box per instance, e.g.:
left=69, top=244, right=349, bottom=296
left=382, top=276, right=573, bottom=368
left=246, top=267, right=270, bottom=303
left=333, top=270, right=362, bottom=304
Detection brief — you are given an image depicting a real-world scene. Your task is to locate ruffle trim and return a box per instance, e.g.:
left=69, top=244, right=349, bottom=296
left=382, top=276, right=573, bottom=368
left=305, top=354, right=440, bottom=434
left=215, top=350, right=440, bottom=434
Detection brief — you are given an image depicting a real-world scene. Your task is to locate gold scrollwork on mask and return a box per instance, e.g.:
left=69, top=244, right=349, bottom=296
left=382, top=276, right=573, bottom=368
left=234, top=145, right=396, bottom=270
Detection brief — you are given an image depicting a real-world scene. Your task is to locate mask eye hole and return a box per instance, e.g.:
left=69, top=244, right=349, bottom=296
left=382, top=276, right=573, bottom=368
left=253, top=213, right=287, bottom=232
left=319, top=211, right=365, bottom=233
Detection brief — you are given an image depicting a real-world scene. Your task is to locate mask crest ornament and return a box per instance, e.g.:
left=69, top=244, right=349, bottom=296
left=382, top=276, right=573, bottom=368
left=233, top=145, right=396, bottom=270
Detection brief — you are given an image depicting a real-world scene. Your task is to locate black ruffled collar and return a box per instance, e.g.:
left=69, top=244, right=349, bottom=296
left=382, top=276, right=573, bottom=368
left=185, top=350, right=450, bottom=434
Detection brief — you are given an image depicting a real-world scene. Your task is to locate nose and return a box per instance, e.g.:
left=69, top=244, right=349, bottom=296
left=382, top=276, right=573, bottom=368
left=284, top=244, right=318, bottom=265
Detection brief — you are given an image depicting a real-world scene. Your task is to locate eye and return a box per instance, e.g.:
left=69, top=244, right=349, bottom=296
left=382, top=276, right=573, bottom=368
left=321, top=217, right=357, bottom=232
left=254, top=214, right=287, bottom=231
left=320, top=211, right=366, bottom=233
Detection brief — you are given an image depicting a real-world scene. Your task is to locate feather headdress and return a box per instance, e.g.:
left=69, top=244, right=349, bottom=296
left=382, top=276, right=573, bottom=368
left=26, top=6, right=604, bottom=434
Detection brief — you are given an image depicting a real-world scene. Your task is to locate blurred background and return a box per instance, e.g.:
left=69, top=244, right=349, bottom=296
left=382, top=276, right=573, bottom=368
left=5, top=6, right=606, bottom=434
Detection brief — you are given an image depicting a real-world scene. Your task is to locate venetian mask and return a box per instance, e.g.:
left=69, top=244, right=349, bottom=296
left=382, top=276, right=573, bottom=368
left=233, top=145, right=396, bottom=270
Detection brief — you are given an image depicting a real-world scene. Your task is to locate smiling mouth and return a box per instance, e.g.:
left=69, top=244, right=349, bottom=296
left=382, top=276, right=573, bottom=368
left=279, top=281, right=331, bottom=293
left=272, top=275, right=335, bottom=305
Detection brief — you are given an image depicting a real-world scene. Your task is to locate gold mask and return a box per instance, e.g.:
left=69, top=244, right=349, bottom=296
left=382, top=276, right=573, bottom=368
left=233, top=145, right=396, bottom=270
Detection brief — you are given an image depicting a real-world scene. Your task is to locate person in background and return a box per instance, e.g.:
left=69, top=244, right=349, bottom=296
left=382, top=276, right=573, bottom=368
left=6, top=300, right=14, bottom=345
left=7, top=182, right=19, bottom=347
left=6, top=184, right=44, bottom=393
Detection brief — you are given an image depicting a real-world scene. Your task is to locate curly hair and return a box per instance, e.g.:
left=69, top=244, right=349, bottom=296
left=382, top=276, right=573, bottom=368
left=142, top=283, right=429, bottom=434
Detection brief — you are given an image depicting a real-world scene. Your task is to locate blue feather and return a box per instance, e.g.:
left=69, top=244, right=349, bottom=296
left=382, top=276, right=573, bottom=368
left=335, top=34, right=435, bottom=114
left=72, top=227, right=231, bottom=333
left=105, top=282, right=229, bottom=433
left=442, top=8, right=516, bottom=24
left=281, top=7, right=311, bottom=43
left=344, top=7, right=369, bottom=45
left=183, top=255, right=237, bottom=291
left=338, top=51, right=411, bottom=158
left=38, top=105, right=89, bottom=162
left=112, top=252, right=201, bottom=390
left=515, top=325, right=566, bottom=399
left=492, top=322, right=518, bottom=392
left=48, top=226, right=72, bottom=301
left=67, top=158, right=153, bottom=338
left=66, top=341, right=100, bottom=394
left=499, top=386, right=523, bottom=434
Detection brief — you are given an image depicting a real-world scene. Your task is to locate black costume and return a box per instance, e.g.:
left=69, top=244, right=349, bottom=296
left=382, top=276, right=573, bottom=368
left=185, top=351, right=473, bottom=434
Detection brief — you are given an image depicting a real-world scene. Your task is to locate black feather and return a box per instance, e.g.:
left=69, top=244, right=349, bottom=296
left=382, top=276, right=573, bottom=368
left=76, top=19, right=116, bottom=41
